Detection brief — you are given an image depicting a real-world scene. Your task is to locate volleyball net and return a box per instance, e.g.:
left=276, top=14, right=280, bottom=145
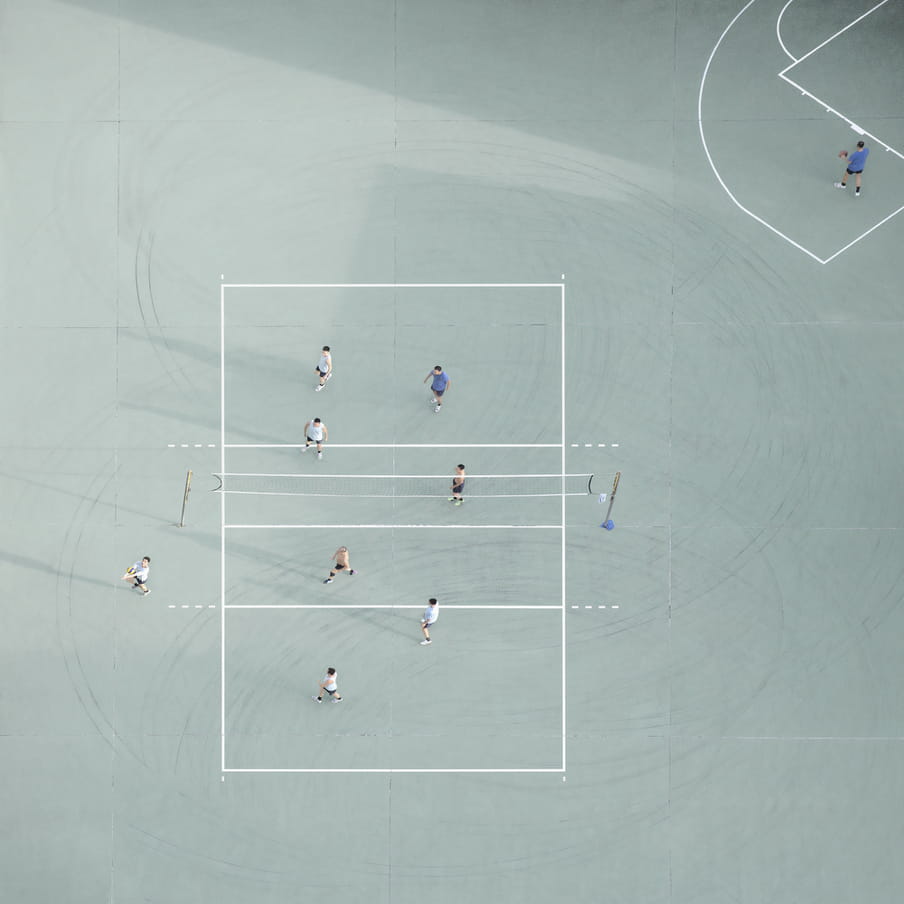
left=213, top=472, right=594, bottom=498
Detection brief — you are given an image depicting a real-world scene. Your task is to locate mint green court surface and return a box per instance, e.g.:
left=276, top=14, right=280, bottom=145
left=3, top=1, right=904, bottom=901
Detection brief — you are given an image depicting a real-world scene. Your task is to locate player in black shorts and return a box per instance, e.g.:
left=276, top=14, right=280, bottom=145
left=448, top=464, right=466, bottom=506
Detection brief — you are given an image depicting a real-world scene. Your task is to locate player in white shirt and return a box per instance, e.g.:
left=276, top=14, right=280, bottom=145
left=312, top=667, right=342, bottom=702
left=420, top=598, right=438, bottom=644
left=303, top=417, right=328, bottom=459
left=121, top=556, right=151, bottom=595
left=314, top=346, right=332, bottom=391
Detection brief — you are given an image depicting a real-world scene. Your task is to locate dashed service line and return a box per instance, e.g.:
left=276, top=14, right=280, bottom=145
left=570, top=443, right=619, bottom=448
left=168, top=443, right=217, bottom=448
left=168, top=604, right=218, bottom=609
left=571, top=604, right=620, bottom=609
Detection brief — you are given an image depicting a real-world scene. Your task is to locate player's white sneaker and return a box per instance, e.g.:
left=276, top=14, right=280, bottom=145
left=434, top=405, right=441, bottom=413
left=420, top=639, right=431, bottom=645
left=315, top=384, right=323, bottom=391
left=348, top=570, right=357, bottom=575
left=429, top=397, right=437, bottom=404
left=834, top=182, right=845, bottom=189
left=317, top=451, right=323, bottom=460
left=323, top=578, right=333, bottom=584
left=311, top=696, right=322, bottom=702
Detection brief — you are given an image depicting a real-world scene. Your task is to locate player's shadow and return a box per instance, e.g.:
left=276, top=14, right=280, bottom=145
left=118, top=399, right=286, bottom=446
left=0, top=549, right=111, bottom=590
left=351, top=607, right=418, bottom=642
left=0, top=469, right=171, bottom=525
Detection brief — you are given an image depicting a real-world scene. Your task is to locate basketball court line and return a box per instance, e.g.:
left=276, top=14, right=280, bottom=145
left=699, top=0, right=904, bottom=264
left=775, top=0, right=799, bottom=62
left=221, top=282, right=569, bottom=774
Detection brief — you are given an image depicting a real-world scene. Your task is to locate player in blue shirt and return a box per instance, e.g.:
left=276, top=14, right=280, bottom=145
left=423, top=365, right=451, bottom=413
left=835, top=141, right=869, bottom=197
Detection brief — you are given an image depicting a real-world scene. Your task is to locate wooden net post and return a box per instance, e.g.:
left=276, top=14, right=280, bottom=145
left=178, top=470, right=193, bottom=528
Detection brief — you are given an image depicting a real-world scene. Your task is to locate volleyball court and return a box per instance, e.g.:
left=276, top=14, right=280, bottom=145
left=219, top=283, right=579, bottom=772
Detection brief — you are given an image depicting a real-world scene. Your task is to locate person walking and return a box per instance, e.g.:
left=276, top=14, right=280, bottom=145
left=420, top=598, right=439, bottom=644
left=312, top=667, right=342, bottom=702
left=835, top=140, right=869, bottom=197
left=423, top=365, right=451, bottom=413
left=324, top=546, right=357, bottom=583
left=448, top=464, right=466, bottom=506
left=314, top=346, right=332, bottom=391
left=303, top=417, right=328, bottom=459
left=121, top=556, right=151, bottom=595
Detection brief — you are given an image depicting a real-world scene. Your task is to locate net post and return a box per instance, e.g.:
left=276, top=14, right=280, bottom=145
left=601, top=471, right=620, bottom=530
left=178, top=470, right=193, bottom=528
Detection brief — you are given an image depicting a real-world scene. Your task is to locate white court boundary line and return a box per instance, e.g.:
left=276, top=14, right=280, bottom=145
left=225, top=604, right=562, bottom=610
left=560, top=283, right=567, bottom=772
left=225, top=523, right=565, bottom=529
left=221, top=281, right=567, bottom=775
left=225, top=443, right=563, bottom=449
left=219, top=472, right=588, bottom=478
left=224, top=768, right=564, bottom=774
left=699, top=0, right=904, bottom=264
left=220, top=284, right=227, bottom=775
left=223, top=282, right=563, bottom=288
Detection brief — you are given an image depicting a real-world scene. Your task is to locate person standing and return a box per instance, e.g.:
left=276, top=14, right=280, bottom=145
left=121, top=556, right=151, bottom=596
left=835, top=140, right=869, bottom=197
left=448, top=464, right=466, bottom=506
left=423, top=365, right=450, bottom=414
left=303, top=417, right=328, bottom=459
left=314, top=346, right=332, bottom=391
left=324, top=546, right=357, bottom=583
left=420, top=598, right=439, bottom=644
left=312, top=667, right=342, bottom=702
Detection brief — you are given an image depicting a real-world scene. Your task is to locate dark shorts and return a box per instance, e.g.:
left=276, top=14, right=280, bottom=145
left=324, top=687, right=337, bottom=696
left=846, top=167, right=863, bottom=175
left=134, top=577, right=146, bottom=586
left=452, top=483, right=465, bottom=496
left=306, top=436, right=321, bottom=444
left=433, top=388, right=445, bottom=398
left=316, top=367, right=328, bottom=376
